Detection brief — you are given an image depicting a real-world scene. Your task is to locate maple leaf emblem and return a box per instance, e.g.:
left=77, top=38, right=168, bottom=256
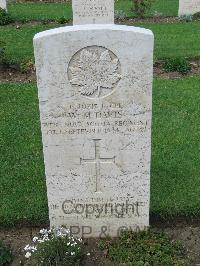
left=68, top=48, right=121, bottom=98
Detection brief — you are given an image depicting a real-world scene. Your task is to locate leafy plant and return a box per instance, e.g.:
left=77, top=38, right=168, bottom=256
left=24, top=227, right=83, bottom=266
left=20, top=59, right=34, bottom=73
left=20, top=17, right=29, bottom=24
left=41, top=18, right=51, bottom=25
left=193, top=12, right=200, bottom=20
left=0, top=41, right=11, bottom=67
left=164, top=58, right=191, bottom=74
left=56, top=16, right=70, bottom=24
left=114, top=10, right=127, bottom=21
left=153, top=10, right=163, bottom=17
left=0, top=8, right=13, bottom=26
left=0, top=240, right=12, bottom=265
left=179, top=15, right=193, bottom=22
left=0, top=41, right=6, bottom=65
left=103, top=230, right=188, bottom=266
left=132, top=0, right=154, bottom=18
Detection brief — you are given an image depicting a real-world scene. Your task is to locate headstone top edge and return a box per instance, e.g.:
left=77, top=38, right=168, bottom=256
left=34, top=24, right=154, bottom=41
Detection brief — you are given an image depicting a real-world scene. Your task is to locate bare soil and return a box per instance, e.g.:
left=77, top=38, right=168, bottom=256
left=0, top=67, right=36, bottom=83
left=0, top=221, right=200, bottom=266
left=8, top=16, right=182, bottom=27
left=118, top=16, right=181, bottom=24
left=7, top=15, right=198, bottom=29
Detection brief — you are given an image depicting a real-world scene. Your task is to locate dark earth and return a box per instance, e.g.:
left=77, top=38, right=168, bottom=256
left=0, top=216, right=200, bottom=265
left=0, top=58, right=200, bottom=83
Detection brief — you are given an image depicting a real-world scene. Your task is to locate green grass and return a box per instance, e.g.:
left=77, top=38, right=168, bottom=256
left=0, top=77, right=200, bottom=226
left=0, top=83, right=48, bottom=226
left=0, top=21, right=200, bottom=65
left=8, top=3, right=72, bottom=22
left=135, top=21, right=200, bottom=59
left=8, top=0, right=179, bottom=21
left=0, top=24, right=53, bottom=64
left=151, top=77, right=200, bottom=216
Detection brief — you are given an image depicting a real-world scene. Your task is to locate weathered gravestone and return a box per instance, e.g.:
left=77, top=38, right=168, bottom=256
left=34, top=0, right=154, bottom=238
left=0, top=0, right=7, bottom=11
left=73, top=0, right=114, bottom=24
left=179, top=0, right=200, bottom=16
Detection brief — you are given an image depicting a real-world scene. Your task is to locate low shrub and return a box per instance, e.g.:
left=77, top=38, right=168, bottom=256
left=132, top=0, right=154, bottom=18
left=0, top=41, right=6, bottom=65
left=179, top=14, right=193, bottom=22
left=0, top=240, right=12, bottom=265
left=20, top=17, right=29, bottom=24
left=101, top=230, right=188, bottom=266
left=56, top=16, right=70, bottom=24
left=114, top=10, right=127, bottom=21
left=41, top=18, right=52, bottom=25
left=24, top=227, right=83, bottom=266
left=20, top=59, right=34, bottom=73
left=164, top=58, right=191, bottom=74
left=153, top=10, right=163, bottom=17
left=0, top=8, right=13, bottom=26
left=193, top=12, right=200, bottom=20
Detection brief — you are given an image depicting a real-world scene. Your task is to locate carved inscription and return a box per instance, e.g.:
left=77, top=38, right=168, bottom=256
left=179, top=0, right=200, bottom=15
left=72, top=0, right=114, bottom=24
left=81, top=139, right=116, bottom=192
left=74, top=4, right=109, bottom=18
left=42, top=101, right=150, bottom=137
left=68, top=46, right=121, bottom=98
left=182, top=0, right=200, bottom=8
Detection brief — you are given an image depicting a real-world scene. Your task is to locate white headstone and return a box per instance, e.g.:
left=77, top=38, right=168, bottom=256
left=0, top=0, right=7, bottom=11
left=72, top=0, right=114, bottom=25
left=34, top=0, right=154, bottom=238
left=179, top=0, right=200, bottom=16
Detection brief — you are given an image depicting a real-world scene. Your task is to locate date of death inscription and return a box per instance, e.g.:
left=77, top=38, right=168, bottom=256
left=42, top=102, right=150, bottom=136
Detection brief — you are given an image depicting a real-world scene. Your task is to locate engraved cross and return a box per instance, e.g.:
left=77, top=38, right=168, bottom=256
left=80, top=139, right=116, bottom=192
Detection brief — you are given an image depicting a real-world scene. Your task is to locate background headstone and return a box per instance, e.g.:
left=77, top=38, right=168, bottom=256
left=72, top=0, right=114, bottom=24
left=179, top=0, right=200, bottom=16
left=0, top=0, right=7, bottom=11
left=34, top=0, right=154, bottom=237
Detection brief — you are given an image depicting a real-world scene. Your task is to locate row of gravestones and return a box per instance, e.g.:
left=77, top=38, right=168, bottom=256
left=0, top=0, right=200, bottom=16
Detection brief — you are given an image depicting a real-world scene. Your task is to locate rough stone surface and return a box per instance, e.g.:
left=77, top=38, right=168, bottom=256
left=179, top=0, right=200, bottom=16
left=72, top=0, right=114, bottom=25
left=0, top=0, right=7, bottom=11
left=34, top=24, right=153, bottom=237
